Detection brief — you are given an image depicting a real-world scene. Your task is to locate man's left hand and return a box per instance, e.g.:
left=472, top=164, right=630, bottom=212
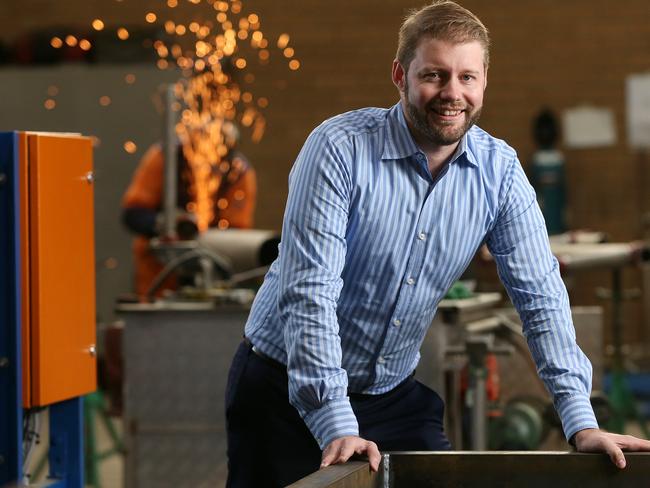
left=574, top=428, right=650, bottom=469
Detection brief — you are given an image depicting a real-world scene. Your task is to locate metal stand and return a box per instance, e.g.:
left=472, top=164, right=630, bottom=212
left=604, top=268, right=650, bottom=437
left=0, top=131, right=23, bottom=486
left=447, top=334, right=512, bottom=450
left=83, top=391, right=125, bottom=488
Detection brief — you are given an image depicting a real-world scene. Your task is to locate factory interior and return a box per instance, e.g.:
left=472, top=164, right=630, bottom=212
left=2, top=0, right=650, bottom=487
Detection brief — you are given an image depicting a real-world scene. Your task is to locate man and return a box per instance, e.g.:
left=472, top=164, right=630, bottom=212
left=122, top=122, right=256, bottom=298
left=225, top=2, right=650, bottom=486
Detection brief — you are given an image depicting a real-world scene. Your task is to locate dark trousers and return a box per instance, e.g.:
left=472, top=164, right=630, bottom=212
left=225, top=340, right=451, bottom=488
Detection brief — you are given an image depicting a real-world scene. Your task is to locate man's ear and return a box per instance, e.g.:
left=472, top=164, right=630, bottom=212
left=392, top=59, right=406, bottom=92
left=483, top=66, right=488, bottom=90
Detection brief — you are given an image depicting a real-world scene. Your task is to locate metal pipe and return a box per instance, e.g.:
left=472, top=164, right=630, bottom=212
left=470, top=367, right=487, bottom=450
left=162, top=83, right=178, bottom=239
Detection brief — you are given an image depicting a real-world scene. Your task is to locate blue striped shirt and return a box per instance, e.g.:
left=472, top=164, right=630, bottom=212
left=245, top=102, right=597, bottom=449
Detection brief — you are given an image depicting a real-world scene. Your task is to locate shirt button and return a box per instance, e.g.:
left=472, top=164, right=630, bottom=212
left=393, top=319, right=401, bottom=327
left=418, top=232, right=426, bottom=241
left=407, top=277, right=415, bottom=285
left=378, top=356, right=386, bottom=364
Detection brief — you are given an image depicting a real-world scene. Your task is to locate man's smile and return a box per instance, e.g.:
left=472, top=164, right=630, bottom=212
left=429, top=106, right=466, bottom=122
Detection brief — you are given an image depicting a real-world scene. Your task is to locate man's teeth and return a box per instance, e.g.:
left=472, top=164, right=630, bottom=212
left=438, top=109, right=461, bottom=116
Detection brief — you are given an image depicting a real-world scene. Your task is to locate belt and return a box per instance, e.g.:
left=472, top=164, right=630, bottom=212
left=348, top=371, right=416, bottom=400
left=242, top=337, right=416, bottom=396
left=243, top=337, right=286, bottom=371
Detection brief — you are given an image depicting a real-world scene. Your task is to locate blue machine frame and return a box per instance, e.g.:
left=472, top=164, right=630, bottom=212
left=0, top=131, right=84, bottom=487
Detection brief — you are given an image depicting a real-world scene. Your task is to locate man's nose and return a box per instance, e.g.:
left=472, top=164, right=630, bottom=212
left=439, top=78, right=462, bottom=101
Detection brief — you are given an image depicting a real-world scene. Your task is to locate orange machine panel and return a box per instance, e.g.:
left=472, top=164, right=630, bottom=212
left=26, top=133, right=97, bottom=406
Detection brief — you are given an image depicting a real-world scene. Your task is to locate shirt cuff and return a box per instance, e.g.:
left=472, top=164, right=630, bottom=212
left=556, top=394, right=599, bottom=441
left=303, top=398, right=359, bottom=450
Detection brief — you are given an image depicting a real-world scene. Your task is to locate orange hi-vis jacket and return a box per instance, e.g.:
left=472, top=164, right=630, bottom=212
left=122, top=143, right=257, bottom=298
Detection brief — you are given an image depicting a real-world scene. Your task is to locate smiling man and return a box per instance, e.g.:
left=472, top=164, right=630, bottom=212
left=394, top=37, right=486, bottom=172
left=225, top=2, right=650, bottom=487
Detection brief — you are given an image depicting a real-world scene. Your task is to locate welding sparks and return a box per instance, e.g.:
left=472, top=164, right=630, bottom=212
left=51, top=0, right=300, bottom=234
left=124, top=141, right=137, bottom=154
left=277, top=33, right=290, bottom=49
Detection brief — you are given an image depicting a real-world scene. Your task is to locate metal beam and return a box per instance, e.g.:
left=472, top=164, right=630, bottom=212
left=388, top=451, right=650, bottom=487
left=293, top=452, right=650, bottom=488
left=287, top=461, right=381, bottom=488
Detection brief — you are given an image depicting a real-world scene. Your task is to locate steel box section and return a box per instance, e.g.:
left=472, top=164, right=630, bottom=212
left=292, top=452, right=650, bottom=487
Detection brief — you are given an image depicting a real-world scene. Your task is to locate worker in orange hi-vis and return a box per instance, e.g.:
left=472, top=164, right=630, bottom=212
left=121, top=122, right=257, bottom=299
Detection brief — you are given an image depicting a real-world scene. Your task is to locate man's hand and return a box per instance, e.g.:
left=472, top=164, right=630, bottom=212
left=574, top=428, right=650, bottom=469
left=320, top=436, right=381, bottom=472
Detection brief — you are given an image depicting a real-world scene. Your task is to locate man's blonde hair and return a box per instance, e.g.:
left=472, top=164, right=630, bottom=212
left=396, top=1, right=490, bottom=72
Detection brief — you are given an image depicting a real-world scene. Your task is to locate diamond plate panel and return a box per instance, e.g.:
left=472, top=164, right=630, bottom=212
left=120, top=304, right=248, bottom=488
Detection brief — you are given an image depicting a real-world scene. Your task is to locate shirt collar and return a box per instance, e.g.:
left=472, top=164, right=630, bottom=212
left=382, top=102, right=478, bottom=168
left=449, top=131, right=478, bottom=167
left=381, top=103, right=421, bottom=160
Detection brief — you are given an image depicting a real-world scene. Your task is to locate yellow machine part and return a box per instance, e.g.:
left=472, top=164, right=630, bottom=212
left=19, top=132, right=97, bottom=407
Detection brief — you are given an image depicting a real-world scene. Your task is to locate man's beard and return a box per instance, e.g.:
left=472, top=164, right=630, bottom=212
left=404, top=85, right=482, bottom=147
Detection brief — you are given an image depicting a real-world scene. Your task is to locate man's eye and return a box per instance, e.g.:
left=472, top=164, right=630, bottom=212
left=462, top=74, right=475, bottom=82
left=424, top=72, right=440, bottom=80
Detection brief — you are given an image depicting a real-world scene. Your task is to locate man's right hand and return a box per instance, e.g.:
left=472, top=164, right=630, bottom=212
left=320, top=436, right=381, bottom=472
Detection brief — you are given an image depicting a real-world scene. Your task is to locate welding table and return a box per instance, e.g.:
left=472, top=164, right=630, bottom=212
left=290, top=452, right=650, bottom=487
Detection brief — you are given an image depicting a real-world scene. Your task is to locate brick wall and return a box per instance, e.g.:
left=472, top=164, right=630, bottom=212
left=4, top=0, right=650, bottom=345
left=3, top=1, right=648, bottom=234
